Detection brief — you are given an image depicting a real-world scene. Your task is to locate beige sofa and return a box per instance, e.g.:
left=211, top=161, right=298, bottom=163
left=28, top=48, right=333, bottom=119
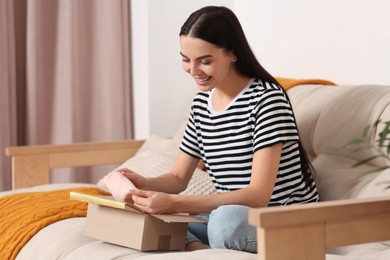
left=250, top=83, right=390, bottom=260
left=3, top=82, right=390, bottom=260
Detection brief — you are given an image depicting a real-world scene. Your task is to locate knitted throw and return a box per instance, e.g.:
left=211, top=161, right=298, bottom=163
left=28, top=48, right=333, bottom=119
left=0, top=187, right=107, bottom=260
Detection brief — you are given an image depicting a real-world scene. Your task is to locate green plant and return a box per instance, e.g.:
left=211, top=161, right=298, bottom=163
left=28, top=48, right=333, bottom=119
left=344, top=120, right=390, bottom=174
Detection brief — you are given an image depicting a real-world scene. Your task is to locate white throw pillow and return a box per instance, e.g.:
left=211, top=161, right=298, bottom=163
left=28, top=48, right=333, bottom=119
left=97, top=135, right=216, bottom=196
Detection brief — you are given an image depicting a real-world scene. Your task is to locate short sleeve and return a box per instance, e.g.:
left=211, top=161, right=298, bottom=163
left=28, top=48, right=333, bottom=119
left=180, top=108, right=202, bottom=159
left=253, top=88, right=299, bottom=152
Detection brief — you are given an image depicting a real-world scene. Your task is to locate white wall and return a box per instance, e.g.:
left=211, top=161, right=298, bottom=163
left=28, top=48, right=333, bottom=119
left=234, top=0, right=390, bottom=85
left=132, top=0, right=390, bottom=139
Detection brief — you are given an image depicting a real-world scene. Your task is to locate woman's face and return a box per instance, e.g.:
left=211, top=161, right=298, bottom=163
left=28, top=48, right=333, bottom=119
left=180, top=36, right=237, bottom=92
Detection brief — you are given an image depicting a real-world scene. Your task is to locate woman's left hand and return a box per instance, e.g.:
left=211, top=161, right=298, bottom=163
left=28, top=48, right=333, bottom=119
left=128, top=189, right=176, bottom=214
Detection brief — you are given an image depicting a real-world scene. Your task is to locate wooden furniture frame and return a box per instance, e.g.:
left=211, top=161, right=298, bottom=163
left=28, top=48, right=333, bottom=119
left=6, top=140, right=144, bottom=189
left=5, top=140, right=390, bottom=260
left=249, top=197, right=390, bottom=260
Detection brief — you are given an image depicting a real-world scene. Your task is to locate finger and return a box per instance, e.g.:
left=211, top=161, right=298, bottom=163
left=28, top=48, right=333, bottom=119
left=120, top=171, right=134, bottom=179
left=120, top=170, right=140, bottom=180
left=124, top=189, right=144, bottom=204
left=123, top=193, right=134, bottom=204
left=117, top=168, right=133, bottom=174
left=128, top=189, right=150, bottom=198
left=129, top=190, right=155, bottom=210
left=132, top=203, right=151, bottom=214
left=131, top=194, right=151, bottom=210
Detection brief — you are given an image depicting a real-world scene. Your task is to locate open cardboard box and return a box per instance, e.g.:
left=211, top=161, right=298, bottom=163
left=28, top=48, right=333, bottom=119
left=70, top=192, right=204, bottom=251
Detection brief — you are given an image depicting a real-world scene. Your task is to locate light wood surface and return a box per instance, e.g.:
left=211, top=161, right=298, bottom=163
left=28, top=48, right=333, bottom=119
left=6, top=140, right=144, bottom=189
left=249, top=196, right=390, bottom=260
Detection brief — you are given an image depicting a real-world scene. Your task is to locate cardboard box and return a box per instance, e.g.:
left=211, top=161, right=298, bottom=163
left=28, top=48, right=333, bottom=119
left=70, top=191, right=204, bottom=251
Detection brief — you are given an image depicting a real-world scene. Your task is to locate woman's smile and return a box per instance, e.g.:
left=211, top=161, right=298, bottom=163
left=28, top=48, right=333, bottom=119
left=194, top=76, right=212, bottom=86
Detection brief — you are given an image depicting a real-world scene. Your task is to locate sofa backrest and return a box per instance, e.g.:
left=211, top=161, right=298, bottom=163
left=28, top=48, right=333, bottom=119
left=287, top=84, right=390, bottom=201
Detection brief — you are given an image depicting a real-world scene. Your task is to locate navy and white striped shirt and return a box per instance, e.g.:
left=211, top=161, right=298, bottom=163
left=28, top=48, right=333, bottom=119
left=180, top=78, right=319, bottom=205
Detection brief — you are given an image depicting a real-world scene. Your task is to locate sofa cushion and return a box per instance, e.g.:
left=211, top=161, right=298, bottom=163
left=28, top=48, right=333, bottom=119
left=288, top=84, right=390, bottom=201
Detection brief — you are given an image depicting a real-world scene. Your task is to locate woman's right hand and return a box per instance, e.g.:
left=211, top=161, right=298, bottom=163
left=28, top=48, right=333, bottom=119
left=117, top=168, right=148, bottom=190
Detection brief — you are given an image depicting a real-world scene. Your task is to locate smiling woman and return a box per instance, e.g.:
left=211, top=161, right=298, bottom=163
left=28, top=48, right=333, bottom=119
left=118, top=5, right=319, bottom=253
left=179, top=36, right=243, bottom=96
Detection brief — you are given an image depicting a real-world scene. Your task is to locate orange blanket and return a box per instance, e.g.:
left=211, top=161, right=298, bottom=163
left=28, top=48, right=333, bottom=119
left=0, top=187, right=108, bottom=260
left=276, top=77, right=336, bottom=91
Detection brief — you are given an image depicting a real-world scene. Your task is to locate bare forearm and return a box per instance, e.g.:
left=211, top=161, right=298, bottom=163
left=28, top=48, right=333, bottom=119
left=145, top=173, right=188, bottom=194
left=173, top=187, right=268, bottom=214
left=143, top=151, right=199, bottom=194
left=128, top=183, right=269, bottom=214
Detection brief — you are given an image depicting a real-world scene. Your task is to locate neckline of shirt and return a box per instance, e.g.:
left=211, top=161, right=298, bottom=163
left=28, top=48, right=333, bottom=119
left=208, top=77, right=255, bottom=115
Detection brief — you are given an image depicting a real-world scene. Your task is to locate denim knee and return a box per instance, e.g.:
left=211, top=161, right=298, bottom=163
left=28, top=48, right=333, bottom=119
left=207, top=205, right=257, bottom=253
left=186, top=214, right=210, bottom=245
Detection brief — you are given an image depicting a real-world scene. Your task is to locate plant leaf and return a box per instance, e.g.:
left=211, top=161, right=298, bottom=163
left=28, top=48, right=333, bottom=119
left=352, top=155, right=381, bottom=168
left=362, top=124, right=373, bottom=138
left=343, top=138, right=365, bottom=148
left=347, top=145, right=376, bottom=156
left=361, top=165, right=390, bottom=175
left=378, top=121, right=390, bottom=147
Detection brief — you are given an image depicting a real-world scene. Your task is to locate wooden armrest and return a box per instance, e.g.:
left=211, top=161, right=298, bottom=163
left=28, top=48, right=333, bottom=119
left=6, top=140, right=144, bottom=189
left=249, top=196, right=390, bottom=260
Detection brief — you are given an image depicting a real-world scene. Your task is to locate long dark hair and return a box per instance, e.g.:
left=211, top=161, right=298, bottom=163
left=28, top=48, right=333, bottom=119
left=180, top=6, right=316, bottom=188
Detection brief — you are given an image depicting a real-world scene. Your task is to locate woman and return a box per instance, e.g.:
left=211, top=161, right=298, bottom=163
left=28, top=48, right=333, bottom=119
left=120, top=6, right=319, bottom=253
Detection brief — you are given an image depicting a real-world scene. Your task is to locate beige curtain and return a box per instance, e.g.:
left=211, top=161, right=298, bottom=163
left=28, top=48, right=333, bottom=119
left=0, top=0, right=17, bottom=191
left=0, top=0, right=133, bottom=191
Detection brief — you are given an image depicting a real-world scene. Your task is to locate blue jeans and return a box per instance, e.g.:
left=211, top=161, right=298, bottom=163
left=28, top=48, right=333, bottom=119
left=186, top=205, right=257, bottom=253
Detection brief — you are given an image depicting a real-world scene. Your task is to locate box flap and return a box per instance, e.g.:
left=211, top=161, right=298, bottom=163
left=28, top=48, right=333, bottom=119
left=151, top=214, right=206, bottom=223
left=71, top=192, right=207, bottom=222
left=70, top=191, right=145, bottom=213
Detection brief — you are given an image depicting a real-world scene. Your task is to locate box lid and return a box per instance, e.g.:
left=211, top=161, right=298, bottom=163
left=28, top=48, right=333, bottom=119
left=70, top=191, right=204, bottom=223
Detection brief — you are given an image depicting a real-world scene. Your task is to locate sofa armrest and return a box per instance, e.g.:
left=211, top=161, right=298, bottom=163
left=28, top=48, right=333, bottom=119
left=249, top=197, right=390, bottom=260
left=6, top=140, right=144, bottom=189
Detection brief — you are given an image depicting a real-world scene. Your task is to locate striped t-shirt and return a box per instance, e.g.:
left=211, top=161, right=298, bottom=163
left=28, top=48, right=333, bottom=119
left=180, top=78, right=319, bottom=206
